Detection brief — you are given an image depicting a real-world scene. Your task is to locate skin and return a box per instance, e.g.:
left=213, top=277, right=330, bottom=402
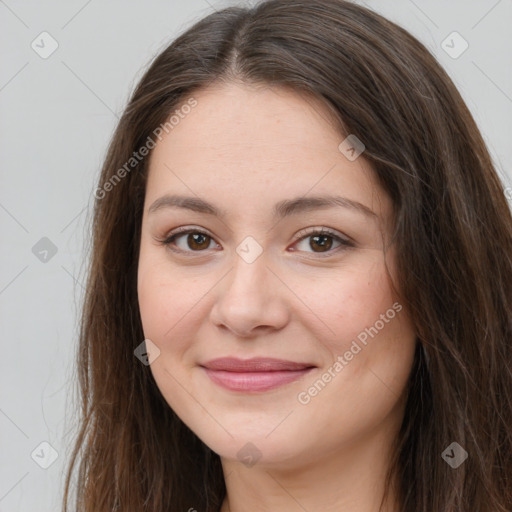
left=137, top=82, right=417, bottom=512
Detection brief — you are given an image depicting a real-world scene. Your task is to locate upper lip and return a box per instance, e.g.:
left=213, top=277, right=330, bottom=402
left=201, top=357, right=315, bottom=372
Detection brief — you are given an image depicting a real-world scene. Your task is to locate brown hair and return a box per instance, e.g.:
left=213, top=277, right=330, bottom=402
left=62, top=1, right=512, bottom=510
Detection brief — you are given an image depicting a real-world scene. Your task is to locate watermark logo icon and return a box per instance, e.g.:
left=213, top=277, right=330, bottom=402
left=441, top=442, right=468, bottom=468
left=32, top=237, right=58, bottom=263
left=441, top=32, right=469, bottom=59
left=31, top=31, right=59, bottom=59
left=31, top=441, right=59, bottom=469
left=338, top=134, right=365, bottom=161
left=134, top=339, right=161, bottom=366
left=236, top=442, right=262, bottom=467
left=236, top=236, right=263, bottom=264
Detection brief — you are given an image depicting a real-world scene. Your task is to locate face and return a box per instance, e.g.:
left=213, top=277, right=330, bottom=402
left=137, top=82, right=417, bottom=469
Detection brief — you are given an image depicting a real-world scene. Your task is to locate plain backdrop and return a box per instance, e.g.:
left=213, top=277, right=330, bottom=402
left=0, top=0, right=511, bottom=510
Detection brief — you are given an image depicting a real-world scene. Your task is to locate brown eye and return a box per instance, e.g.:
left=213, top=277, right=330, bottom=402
left=185, top=232, right=211, bottom=250
left=293, top=228, right=353, bottom=256
left=161, top=229, right=217, bottom=253
left=309, top=233, right=334, bottom=252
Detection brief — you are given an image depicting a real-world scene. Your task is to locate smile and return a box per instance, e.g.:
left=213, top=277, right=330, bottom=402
left=200, top=357, right=316, bottom=392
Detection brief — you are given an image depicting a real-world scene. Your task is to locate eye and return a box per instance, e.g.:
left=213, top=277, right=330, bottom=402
left=158, top=227, right=218, bottom=253
left=291, top=227, right=353, bottom=256
left=156, top=226, right=353, bottom=257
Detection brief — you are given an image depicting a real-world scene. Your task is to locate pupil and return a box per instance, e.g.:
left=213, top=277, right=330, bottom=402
left=311, top=235, right=332, bottom=252
left=189, top=233, right=209, bottom=250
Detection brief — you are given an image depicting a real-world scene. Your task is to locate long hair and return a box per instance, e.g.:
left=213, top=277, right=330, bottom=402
left=62, top=1, right=512, bottom=510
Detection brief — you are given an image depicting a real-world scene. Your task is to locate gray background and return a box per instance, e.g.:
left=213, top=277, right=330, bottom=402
left=0, top=0, right=511, bottom=510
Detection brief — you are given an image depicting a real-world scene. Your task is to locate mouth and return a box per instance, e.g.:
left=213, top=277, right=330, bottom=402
left=200, top=357, right=316, bottom=392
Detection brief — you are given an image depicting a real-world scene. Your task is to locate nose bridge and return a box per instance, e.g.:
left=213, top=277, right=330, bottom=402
left=227, top=242, right=272, bottom=300
left=210, top=240, right=289, bottom=336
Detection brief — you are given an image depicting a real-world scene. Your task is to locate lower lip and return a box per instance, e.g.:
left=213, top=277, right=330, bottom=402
left=202, top=367, right=315, bottom=392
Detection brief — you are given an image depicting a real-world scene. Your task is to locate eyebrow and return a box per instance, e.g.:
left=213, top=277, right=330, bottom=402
left=148, top=194, right=377, bottom=219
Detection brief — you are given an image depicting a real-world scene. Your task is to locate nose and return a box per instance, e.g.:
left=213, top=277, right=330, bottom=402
left=209, top=250, right=290, bottom=338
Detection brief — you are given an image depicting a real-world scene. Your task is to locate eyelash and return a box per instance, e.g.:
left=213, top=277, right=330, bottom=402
left=155, top=226, right=354, bottom=258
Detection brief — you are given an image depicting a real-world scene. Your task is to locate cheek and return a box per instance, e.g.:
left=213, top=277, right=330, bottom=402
left=138, top=268, right=194, bottom=349
left=138, top=247, right=182, bottom=346
left=314, top=260, right=414, bottom=412
left=298, top=252, right=414, bottom=405
left=137, top=246, right=218, bottom=361
left=299, top=253, right=399, bottom=350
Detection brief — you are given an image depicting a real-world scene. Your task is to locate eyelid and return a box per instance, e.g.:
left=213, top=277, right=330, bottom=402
left=165, top=225, right=214, bottom=240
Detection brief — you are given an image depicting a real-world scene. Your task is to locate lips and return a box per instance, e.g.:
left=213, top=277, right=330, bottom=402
left=200, top=357, right=316, bottom=392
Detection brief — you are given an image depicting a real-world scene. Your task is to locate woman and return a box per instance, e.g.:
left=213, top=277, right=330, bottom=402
left=63, top=0, right=512, bottom=510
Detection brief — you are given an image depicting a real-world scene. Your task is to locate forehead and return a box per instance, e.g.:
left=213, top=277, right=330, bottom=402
left=145, top=82, right=390, bottom=223
left=160, top=82, right=345, bottom=153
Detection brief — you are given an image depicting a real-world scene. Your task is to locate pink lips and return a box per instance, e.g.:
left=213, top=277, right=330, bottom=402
left=201, top=357, right=315, bottom=392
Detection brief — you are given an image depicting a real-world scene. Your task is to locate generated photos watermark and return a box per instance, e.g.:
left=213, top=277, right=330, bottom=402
left=94, top=97, right=197, bottom=200
left=297, top=301, right=403, bottom=405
